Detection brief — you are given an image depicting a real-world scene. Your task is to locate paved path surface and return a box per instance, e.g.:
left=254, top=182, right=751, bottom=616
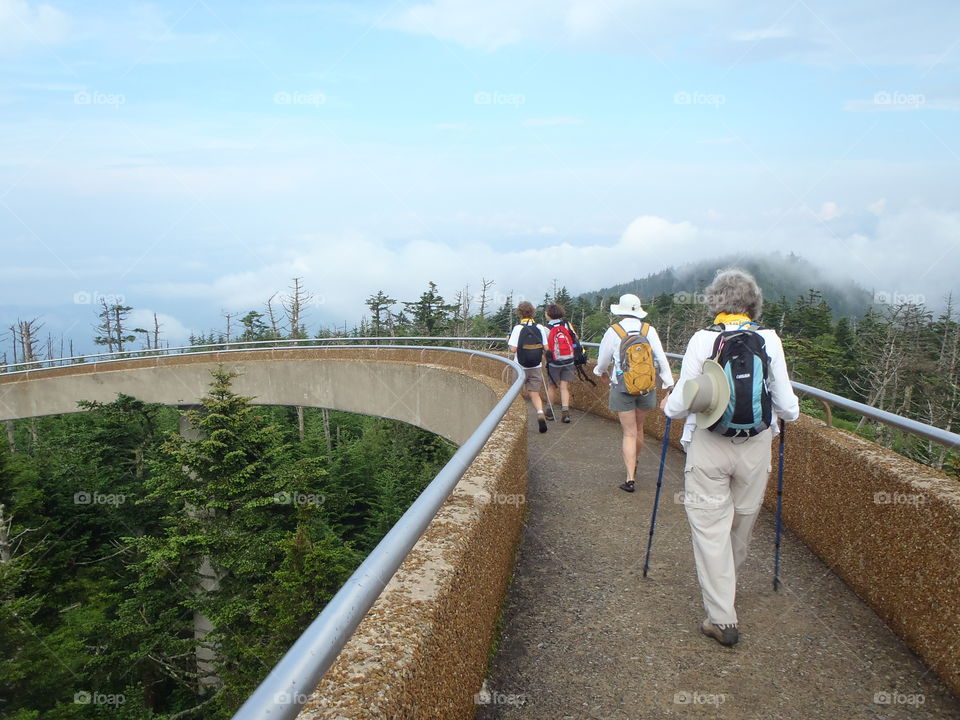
left=477, top=409, right=960, bottom=720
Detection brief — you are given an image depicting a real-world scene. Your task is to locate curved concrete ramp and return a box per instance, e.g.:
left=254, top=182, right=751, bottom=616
left=479, top=410, right=960, bottom=720
left=0, top=348, right=504, bottom=445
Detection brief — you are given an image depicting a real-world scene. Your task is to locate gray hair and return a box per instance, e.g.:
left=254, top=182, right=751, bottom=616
left=705, top=268, right=763, bottom=319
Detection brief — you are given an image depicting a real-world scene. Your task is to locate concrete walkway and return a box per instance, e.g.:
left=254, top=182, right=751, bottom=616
left=477, top=409, right=960, bottom=720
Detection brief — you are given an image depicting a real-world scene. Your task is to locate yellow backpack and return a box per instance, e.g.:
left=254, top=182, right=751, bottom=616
left=613, top=322, right=656, bottom=395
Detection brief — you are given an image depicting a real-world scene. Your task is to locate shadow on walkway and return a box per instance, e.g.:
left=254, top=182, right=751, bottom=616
left=477, top=409, right=959, bottom=720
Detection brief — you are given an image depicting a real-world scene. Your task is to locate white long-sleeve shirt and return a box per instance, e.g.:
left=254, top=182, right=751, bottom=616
left=593, top=318, right=675, bottom=390
left=663, top=324, right=800, bottom=448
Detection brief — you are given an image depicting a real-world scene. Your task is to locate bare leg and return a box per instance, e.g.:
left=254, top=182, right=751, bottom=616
left=618, top=410, right=639, bottom=483
left=634, top=408, right=649, bottom=464
left=560, top=380, right=570, bottom=408
left=529, top=391, right=544, bottom=413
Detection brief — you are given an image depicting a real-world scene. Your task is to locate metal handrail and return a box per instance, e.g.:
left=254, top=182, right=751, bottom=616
left=584, top=345, right=959, bottom=450
left=5, top=335, right=956, bottom=717
left=0, top=337, right=510, bottom=375
left=230, top=345, right=525, bottom=720
left=6, top=335, right=955, bottom=449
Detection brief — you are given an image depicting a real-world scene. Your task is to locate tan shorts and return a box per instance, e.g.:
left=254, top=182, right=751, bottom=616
left=523, top=367, right=543, bottom=392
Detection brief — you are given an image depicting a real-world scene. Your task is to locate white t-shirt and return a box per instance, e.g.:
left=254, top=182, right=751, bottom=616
left=508, top=321, right=549, bottom=364
left=593, top=317, right=675, bottom=389
left=663, top=324, right=801, bottom=448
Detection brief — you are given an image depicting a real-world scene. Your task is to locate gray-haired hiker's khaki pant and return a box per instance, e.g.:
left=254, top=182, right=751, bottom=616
left=682, top=426, right=773, bottom=626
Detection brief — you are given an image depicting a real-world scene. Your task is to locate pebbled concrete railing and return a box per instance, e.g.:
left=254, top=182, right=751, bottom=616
left=0, top=344, right=529, bottom=720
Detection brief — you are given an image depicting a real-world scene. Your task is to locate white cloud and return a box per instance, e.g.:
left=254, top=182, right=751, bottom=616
left=0, top=0, right=69, bottom=55
left=127, top=309, right=192, bottom=347
left=868, top=198, right=887, bottom=216
left=816, top=201, right=842, bottom=221
left=134, top=205, right=960, bottom=331
left=384, top=0, right=960, bottom=67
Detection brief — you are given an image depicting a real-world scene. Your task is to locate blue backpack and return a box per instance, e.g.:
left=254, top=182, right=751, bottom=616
left=708, top=323, right=772, bottom=437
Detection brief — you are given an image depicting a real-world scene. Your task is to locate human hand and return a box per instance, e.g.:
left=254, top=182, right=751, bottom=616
left=659, top=387, right=672, bottom=411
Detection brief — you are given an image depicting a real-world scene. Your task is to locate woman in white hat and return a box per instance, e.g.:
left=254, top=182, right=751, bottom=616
left=661, top=268, right=799, bottom=647
left=594, top=293, right=675, bottom=493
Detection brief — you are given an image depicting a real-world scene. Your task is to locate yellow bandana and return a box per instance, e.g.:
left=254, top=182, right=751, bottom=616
left=714, top=312, right=752, bottom=326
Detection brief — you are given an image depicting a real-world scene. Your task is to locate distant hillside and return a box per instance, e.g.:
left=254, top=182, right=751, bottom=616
left=582, top=252, right=873, bottom=319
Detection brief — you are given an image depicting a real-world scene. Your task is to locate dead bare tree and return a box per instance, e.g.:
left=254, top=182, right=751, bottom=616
left=478, top=278, right=494, bottom=321
left=265, top=293, right=282, bottom=339
left=283, top=278, right=313, bottom=340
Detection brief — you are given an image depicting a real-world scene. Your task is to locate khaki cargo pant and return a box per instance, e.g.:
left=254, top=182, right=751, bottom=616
left=682, top=426, right=774, bottom=626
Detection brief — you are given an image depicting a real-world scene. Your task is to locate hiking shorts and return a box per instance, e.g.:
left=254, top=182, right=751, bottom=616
left=608, top=385, right=656, bottom=412
left=522, top=367, right=544, bottom=392
left=546, top=364, right=575, bottom=385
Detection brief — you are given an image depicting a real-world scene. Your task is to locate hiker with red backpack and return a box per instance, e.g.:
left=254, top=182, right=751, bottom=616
left=544, top=303, right=582, bottom=424
left=594, top=293, right=675, bottom=493
left=508, top=301, right=551, bottom=433
left=662, top=268, right=799, bottom=648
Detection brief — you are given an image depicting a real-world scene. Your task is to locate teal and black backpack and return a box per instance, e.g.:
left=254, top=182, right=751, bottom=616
left=708, top=322, right=772, bottom=437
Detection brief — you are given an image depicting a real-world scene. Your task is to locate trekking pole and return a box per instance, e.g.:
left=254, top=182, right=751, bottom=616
left=539, top=366, right=556, bottom=420
left=643, top=416, right=672, bottom=578
left=773, top=419, right=786, bottom=592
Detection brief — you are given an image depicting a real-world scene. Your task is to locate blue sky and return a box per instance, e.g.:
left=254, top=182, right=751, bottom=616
left=1, top=0, right=959, bottom=351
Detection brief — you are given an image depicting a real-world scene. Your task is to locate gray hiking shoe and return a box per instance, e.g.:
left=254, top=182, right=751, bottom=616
left=701, top=619, right=739, bottom=647
left=544, top=406, right=555, bottom=421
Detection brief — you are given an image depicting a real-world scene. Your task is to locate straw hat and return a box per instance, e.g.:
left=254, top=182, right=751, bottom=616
left=682, top=360, right=731, bottom=428
left=610, top=293, right=648, bottom=318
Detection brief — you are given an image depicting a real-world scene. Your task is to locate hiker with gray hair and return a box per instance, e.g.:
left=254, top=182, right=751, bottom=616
left=661, top=268, right=799, bottom=647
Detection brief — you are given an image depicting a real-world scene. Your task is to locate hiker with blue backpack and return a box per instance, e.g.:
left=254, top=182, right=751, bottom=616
left=594, top=294, right=675, bottom=493
left=508, top=300, right=551, bottom=434
left=662, top=268, right=799, bottom=648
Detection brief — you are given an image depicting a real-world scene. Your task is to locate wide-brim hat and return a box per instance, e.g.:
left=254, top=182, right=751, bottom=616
left=682, top=360, right=731, bottom=428
left=610, top=293, right=648, bottom=319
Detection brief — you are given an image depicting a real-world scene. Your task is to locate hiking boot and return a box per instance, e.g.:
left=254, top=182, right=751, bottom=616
left=701, top=619, right=739, bottom=647
left=537, top=417, right=548, bottom=433
left=544, top=406, right=555, bottom=421
left=561, top=410, right=571, bottom=423
left=619, top=480, right=635, bottom=493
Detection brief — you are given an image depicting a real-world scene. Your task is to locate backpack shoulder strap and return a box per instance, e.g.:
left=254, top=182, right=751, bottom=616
left=640, top=322, right=650, bottom=337
left=612, top=322, right=627, bottom=339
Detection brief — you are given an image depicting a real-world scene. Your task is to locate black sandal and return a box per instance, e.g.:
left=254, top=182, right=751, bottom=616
left=619, top=480, right=635, bottom=493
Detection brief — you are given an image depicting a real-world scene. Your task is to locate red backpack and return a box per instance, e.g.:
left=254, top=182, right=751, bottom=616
left=547, top=322, right=576, bottom=366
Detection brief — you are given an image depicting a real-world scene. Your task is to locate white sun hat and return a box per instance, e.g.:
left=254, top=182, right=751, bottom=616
left=609, top=293, right=648, bottom=319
